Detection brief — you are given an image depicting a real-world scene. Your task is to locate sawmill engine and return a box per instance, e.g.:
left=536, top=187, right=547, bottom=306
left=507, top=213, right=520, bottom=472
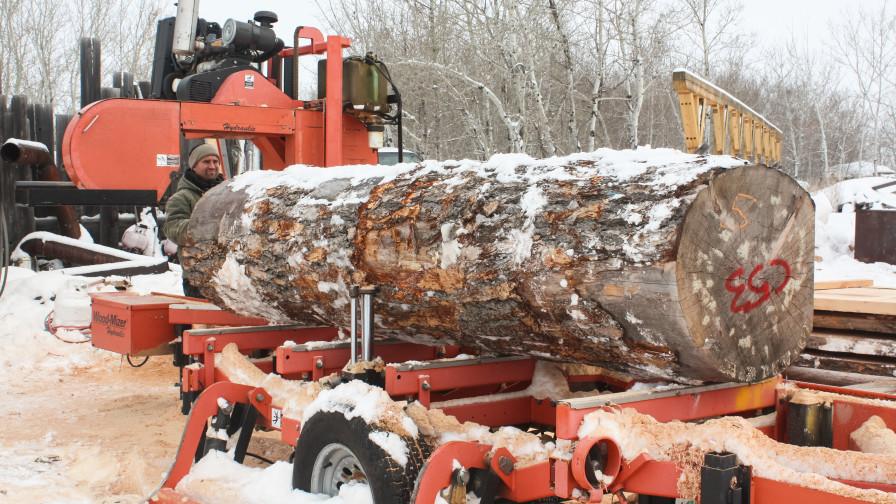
left=150, top=8, right=284, bottom=102
left=148, top=1, right=400, bottom=148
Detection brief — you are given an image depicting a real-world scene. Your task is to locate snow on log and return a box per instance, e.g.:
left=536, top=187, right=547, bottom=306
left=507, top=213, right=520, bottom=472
left=181, top=148, right=814, bottom=382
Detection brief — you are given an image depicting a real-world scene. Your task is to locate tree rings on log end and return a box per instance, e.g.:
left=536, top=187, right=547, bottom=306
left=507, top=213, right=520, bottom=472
left=676, top=166, right=814, bottom=382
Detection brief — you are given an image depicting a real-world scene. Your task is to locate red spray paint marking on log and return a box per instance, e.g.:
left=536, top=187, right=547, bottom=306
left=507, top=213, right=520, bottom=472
left=724, top=259, right=791, bottom=314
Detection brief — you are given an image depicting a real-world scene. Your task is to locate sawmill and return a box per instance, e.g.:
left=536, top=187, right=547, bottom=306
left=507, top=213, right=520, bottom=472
left=0, top=1, right=895, bottom=503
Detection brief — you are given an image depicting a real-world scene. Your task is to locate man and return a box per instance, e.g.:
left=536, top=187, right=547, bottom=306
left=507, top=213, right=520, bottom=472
left=164, top=143, right=223, bottom=297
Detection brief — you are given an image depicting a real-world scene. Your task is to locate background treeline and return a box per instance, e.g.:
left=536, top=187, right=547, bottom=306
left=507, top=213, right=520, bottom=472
left=1, top=0, right=893, bottom=187
left=319, top=0, right=896, bottom=187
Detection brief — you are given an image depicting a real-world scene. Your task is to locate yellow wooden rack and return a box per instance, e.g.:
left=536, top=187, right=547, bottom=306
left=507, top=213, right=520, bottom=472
left=673, top=69, right=782, bottom=165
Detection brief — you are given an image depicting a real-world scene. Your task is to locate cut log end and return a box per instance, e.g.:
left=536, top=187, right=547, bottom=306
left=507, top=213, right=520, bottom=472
left=676, top=166, right=814, bottom=381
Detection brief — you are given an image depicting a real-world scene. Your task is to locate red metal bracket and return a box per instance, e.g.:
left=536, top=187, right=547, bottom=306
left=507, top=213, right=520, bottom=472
left=412, top=442, right=491, bottom=504
left=489, top=447, right=516, bottom=488
left=155, top=381, right=254, bottom=491
left=417, top=374, right=431, bottom=407
left=608, top=455, right=685, bottom=498
left=202, top=337, right=217, bottom=389
left=248, top=387, right=273, bottom=426
left=312, top=355, right=326, bottom=381
left=385, top=358, right=535, bottom=396
left=570, top=437, right=621, bottom=502
left=281, top=417, right=301, bottom=447
left=787, top=380, right=896, bottom=450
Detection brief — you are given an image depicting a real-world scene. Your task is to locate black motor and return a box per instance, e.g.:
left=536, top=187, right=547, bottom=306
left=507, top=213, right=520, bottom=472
left=149, top=10, right=284, bottom=102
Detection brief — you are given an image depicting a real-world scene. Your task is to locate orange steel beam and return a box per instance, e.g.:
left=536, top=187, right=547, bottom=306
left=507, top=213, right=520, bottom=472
left=555, top=378, right=780, bottom=439
left=167, top=304, right=267, bottom=326
left=181, top=325, right=337, bottom=356
left=325, top=36, right=350, bottom=166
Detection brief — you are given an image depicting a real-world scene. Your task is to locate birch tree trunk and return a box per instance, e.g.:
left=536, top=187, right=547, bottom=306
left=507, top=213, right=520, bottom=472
left=181, top=153, right=814, bottom=383
left=549, top=0, right=581, bottom=153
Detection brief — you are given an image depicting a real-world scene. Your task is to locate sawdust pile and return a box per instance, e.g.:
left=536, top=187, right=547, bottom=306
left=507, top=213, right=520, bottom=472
left=405, top=403, right=572, bottom=466
left=216, top=344, right=322, bottom=419
left=579, top=408, right=896, bottom=503
left=852, top=416, right=896, bottom=455
left=217, top=346, right=572, bottom=465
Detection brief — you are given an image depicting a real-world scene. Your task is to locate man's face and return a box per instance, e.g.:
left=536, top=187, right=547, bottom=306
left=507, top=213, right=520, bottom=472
left=194, top=155, right=221, bottom=181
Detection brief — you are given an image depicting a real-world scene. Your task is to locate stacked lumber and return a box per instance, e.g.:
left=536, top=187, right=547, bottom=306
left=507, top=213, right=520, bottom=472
left=787, top=284, right=896, bottom=387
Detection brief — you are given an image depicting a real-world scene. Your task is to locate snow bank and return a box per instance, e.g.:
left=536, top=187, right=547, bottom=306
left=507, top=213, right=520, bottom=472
left=0, top=267, right=183, bottom=378
left=812, top=179, right=896, bottom=287
left=818, top=176, right=896, bottom=210
left=175, top=450, right=372, bottom=504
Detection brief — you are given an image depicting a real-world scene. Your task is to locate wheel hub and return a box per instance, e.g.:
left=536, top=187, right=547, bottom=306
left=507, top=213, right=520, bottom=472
left=310, top=442, right=367, bottom=495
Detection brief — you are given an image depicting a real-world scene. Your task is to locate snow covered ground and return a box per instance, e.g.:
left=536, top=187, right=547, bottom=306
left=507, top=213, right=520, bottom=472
left=813, top=176, right=896, bottom=288
left=0, top=162, right=894, bottom=503
left=0, top=267, right=370, bottom=502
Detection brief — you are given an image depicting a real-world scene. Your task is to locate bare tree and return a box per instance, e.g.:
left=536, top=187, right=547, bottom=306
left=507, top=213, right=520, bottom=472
left=606, top=0, right=681, bottom=148
left=311, top=0, right=873, bottom=186
left=831, top=2, right=896, bottom=174
left=548, top=0, right=581, bottom=153
left=681, top=0, right=744, bottom=77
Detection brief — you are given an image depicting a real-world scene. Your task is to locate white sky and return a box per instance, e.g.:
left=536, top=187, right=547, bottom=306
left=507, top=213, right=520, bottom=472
left=738, top=0, right=889, bottom=49
left=167, top=0, right=892, bottom=55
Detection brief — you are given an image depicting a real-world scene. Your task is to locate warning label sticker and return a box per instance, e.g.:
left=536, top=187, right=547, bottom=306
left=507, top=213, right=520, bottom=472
left=244, top=74, right=255, bottom=89
left=156, top=154, right=180, bottom=167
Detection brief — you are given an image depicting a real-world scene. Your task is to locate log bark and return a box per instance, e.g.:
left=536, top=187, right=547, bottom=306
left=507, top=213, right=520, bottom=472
left=181, top=152, right=814, bottom=382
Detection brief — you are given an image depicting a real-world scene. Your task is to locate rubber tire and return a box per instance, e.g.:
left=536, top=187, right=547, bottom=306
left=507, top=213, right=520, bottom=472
left=292, top=411, right=428, bottom=503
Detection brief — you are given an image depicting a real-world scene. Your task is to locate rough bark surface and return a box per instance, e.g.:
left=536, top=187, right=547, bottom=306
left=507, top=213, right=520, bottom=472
left=181, top=151, right=814, bottom=382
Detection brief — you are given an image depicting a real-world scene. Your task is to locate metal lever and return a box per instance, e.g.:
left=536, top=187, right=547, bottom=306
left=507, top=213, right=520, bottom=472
left=349, top=285, right=360, bottom=364
left=359, top=285, right=379, bottom=361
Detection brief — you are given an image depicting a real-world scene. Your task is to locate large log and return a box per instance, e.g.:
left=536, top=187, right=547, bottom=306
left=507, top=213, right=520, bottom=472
left=181, top=150, right=814, bottom=382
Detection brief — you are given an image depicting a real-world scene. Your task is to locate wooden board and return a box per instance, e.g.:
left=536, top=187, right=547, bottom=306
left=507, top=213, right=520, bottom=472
left=806, top=330, right=896, bottom=358
left=814, top=288, right=896, bottom=316
left=794, top=351, right=896, bottom=378
left=813, top=311, right=896, bottom=335
left=842, top=380, right=896, bottom=394
left=814, top=279, right=873, bottom=290
left=784, top=366, right=893, bottom=386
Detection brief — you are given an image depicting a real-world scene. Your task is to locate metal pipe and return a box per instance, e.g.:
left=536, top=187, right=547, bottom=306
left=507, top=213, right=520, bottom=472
left=349, top=284, right=360, bottom=364
left=359, top=285, right=378, bottom=361
left=291, top=26, right=324, bottom=101
left=172, top=0, right=199, bottom=57
left=292, top=27, right=302, bottom=100
left=1, top=138, right=51, bottom=166
left=1, top=139, right=80, bottom=239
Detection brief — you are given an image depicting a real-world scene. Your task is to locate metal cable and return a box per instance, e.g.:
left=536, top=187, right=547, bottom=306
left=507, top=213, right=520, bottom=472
left=126, top=354, right=150, bottom=367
